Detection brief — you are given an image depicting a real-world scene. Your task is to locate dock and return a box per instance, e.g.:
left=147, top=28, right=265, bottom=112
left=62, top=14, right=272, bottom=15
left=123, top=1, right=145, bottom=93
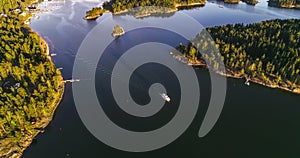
left=63, top=79, right=80, bottom=83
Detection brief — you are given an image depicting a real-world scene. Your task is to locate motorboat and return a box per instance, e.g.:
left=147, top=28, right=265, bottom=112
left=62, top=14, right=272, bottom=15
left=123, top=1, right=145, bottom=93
left=160, top=93, right=171, bottom=102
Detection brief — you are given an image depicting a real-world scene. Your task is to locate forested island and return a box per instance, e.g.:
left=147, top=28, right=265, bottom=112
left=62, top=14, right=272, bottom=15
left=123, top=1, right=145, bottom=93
left=84, top=0, right=206, bottom=20
left=83, top=0, right=300, bottom=20
left=84, top=0, right=300, bottom=20
left=176, top=19, right=300, bottom=94
left=268, top=0, right=300, bottom=9
left=103, top=0, right=205, bottom=13
left=219, top=0, right=258, bottom=5
left=112, top=25, right=125, bottom=37
left=0, top=1, right=64, bottom=157
left=84, top=7, right=108, bottom=20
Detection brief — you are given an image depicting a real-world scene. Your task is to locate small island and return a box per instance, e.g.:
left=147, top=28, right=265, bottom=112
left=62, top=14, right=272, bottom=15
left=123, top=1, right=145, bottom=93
left=175, top=19, right=300, bottom=94
left=112, top=25, right=125, bottom=38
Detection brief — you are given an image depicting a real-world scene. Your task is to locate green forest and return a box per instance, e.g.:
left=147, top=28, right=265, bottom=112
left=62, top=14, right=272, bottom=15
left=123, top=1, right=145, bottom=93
left=0, top=15, right=62, bottom=145
left=0, top=0, right=40, bottom=13
left=103, top=0, right=206, bottom=13
left=85, top=7, right=105, bottom=17
left=84, top=7, right=107, bottom=20
left=178, top=19, right=300, bottom=90
left=268, top=0, right=300, bottom=8
left=85, top=0, right=206, bottom=19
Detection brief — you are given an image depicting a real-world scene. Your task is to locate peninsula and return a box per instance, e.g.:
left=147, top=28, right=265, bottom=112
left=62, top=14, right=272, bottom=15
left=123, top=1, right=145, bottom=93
left=0, top=1, right=64, bottom=157
left=175, top=19, right=300, bottom=94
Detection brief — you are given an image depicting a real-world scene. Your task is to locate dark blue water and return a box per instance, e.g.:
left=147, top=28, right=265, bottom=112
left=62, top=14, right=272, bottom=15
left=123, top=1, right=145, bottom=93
left=23, top=0, right=300, bottom=157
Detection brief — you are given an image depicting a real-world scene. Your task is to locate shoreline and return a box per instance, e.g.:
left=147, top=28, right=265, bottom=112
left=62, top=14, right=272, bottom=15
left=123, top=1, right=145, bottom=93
left=172, top=54, right=300, bottom=95
left=17, top=35, right=66, bottom=158
left=268, top=3, right=300, bottom=9
left=175, top=2, right=206, bottom=8
left=84, top=10, right=110, bottom=20
left=15, top=79, right=65, bottom=158
left=218, top=69, right=300, bottom=94
left=112, top=3, right=205, bottom=18
left=0, top=32, right=65, bottom=158
left=84, top=2, right=206, bottom=20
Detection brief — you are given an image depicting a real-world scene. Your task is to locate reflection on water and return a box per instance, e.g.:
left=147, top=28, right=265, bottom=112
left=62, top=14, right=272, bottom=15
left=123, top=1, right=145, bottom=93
left=115, top=6, right=177, bottom=19
left=186, top=0, right=300, bottom=27
left=36, top=0, right=66, bottom=12
left=24, top=0, right=300, bottom=157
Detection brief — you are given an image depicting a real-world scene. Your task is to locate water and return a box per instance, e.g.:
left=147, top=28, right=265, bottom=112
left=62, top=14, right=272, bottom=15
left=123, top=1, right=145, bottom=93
left=23, top=0, right=300, bottom=157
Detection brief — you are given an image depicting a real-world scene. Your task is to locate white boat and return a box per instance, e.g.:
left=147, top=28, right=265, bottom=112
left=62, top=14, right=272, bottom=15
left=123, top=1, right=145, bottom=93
left=245, top=81, right=250, bottom=86
left=160, top=93, right=171, bottom=102
left=245, top=79, right=250, bottom=86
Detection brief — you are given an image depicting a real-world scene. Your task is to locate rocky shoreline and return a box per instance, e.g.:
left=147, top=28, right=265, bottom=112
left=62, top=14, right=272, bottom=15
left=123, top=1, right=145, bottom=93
left=172, top=54, right=300, bottom=95
left=0, top=35, right=65, bottom=158
left=0, top=85, right=64, bottom=157
left=220, top=69, right=300, bottom=94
